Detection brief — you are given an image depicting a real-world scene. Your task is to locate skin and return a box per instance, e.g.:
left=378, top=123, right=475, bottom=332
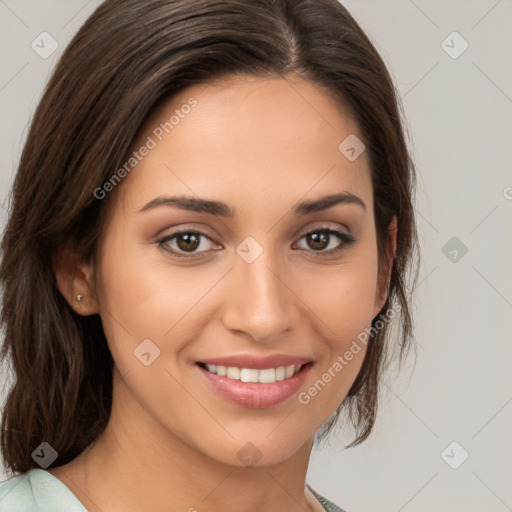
left=51, top=74, right=396, bottom=512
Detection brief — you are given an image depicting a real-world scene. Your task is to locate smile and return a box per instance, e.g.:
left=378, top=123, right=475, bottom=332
left=195, top=359, right=313, bottom=408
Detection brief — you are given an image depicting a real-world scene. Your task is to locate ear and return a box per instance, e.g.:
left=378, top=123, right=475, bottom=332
left=373, top=216, right=397, bottom=316
left=52, top=244, right=99, bottom=316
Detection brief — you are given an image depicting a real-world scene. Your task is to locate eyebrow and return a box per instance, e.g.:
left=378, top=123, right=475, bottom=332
left=138, top=192, right=366, bottom=216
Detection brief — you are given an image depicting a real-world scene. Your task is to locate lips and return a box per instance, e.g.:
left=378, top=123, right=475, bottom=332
left=195, top=354, right=313, bottom=408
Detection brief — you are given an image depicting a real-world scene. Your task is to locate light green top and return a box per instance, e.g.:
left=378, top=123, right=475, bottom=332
left=0, top=469, right=87, bottom=511
left=0, top=469, right=346, bottom=511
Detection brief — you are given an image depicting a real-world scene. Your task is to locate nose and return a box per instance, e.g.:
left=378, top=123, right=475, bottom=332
left=220, top=248, right=300, bottom=344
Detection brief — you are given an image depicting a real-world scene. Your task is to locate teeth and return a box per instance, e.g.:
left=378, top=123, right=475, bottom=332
left=258, top=368, right=276, bottom=383
left=240, top=368, right=259, bottom=383
left=285, top=365, right=295, bottom=379
left=226, top=366, right=240, bottom=379
left=202, top=363, right=303, bottom=383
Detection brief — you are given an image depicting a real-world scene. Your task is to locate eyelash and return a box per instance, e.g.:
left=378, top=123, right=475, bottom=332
left=157, top=226, right=356, bottom=259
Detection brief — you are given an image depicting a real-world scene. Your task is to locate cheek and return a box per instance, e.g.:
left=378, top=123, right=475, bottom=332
left=312, top=247, right=379, bottom=344
left=94, top=231, right=165, bottom=358
left=296, top=274, right=376, bottom=425
left=94, top=231, right=224, bottom=365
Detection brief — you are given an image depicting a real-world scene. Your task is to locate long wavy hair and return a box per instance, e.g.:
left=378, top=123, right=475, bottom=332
left=0, top=0, right=418, bottom=473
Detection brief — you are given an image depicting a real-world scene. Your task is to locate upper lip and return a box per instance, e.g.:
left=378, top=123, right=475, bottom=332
left=198, top=354, right=313, bottom=369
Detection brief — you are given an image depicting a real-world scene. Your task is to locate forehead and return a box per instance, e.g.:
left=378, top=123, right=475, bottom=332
left=116, top=74, right=372, bottom=217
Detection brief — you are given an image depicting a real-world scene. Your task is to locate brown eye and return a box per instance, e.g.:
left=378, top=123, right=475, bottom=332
left=158, top=230, right=218, bottom=258
left=175, top=232, right=201, bottom=252
left=295, top=228, right=356, bottom=255
left=305, top=231, right=330, bottom=251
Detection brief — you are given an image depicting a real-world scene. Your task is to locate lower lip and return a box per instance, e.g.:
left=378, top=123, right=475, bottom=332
left=196, top=363, right=312, bottom=408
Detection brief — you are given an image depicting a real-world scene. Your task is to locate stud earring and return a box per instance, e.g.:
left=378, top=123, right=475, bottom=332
left=76, top=294, right=84, bottom=302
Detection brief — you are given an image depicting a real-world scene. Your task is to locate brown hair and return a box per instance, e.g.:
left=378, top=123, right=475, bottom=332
left=0, top=0, right=418, bottom=473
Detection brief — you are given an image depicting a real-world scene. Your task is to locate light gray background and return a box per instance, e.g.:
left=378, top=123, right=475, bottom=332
left=1, top=1, right=511, bottom=511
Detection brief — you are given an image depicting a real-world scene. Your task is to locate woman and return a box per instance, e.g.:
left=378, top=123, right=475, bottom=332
left=0, top=0, right=418, bottom=510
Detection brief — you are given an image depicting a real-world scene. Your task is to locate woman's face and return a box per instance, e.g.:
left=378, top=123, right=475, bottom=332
left=92, top=75, right=389, bottom=467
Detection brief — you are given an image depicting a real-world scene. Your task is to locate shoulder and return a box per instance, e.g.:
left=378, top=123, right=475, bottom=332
left=307, top=483, right=349, bottom=512
left=0, top=469, right=86, bottom=512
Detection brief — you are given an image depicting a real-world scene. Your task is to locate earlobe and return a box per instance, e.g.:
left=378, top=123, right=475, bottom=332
left=373, top=216, right=397, bottom=315
left=52, top=245, right=99, bottom=316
